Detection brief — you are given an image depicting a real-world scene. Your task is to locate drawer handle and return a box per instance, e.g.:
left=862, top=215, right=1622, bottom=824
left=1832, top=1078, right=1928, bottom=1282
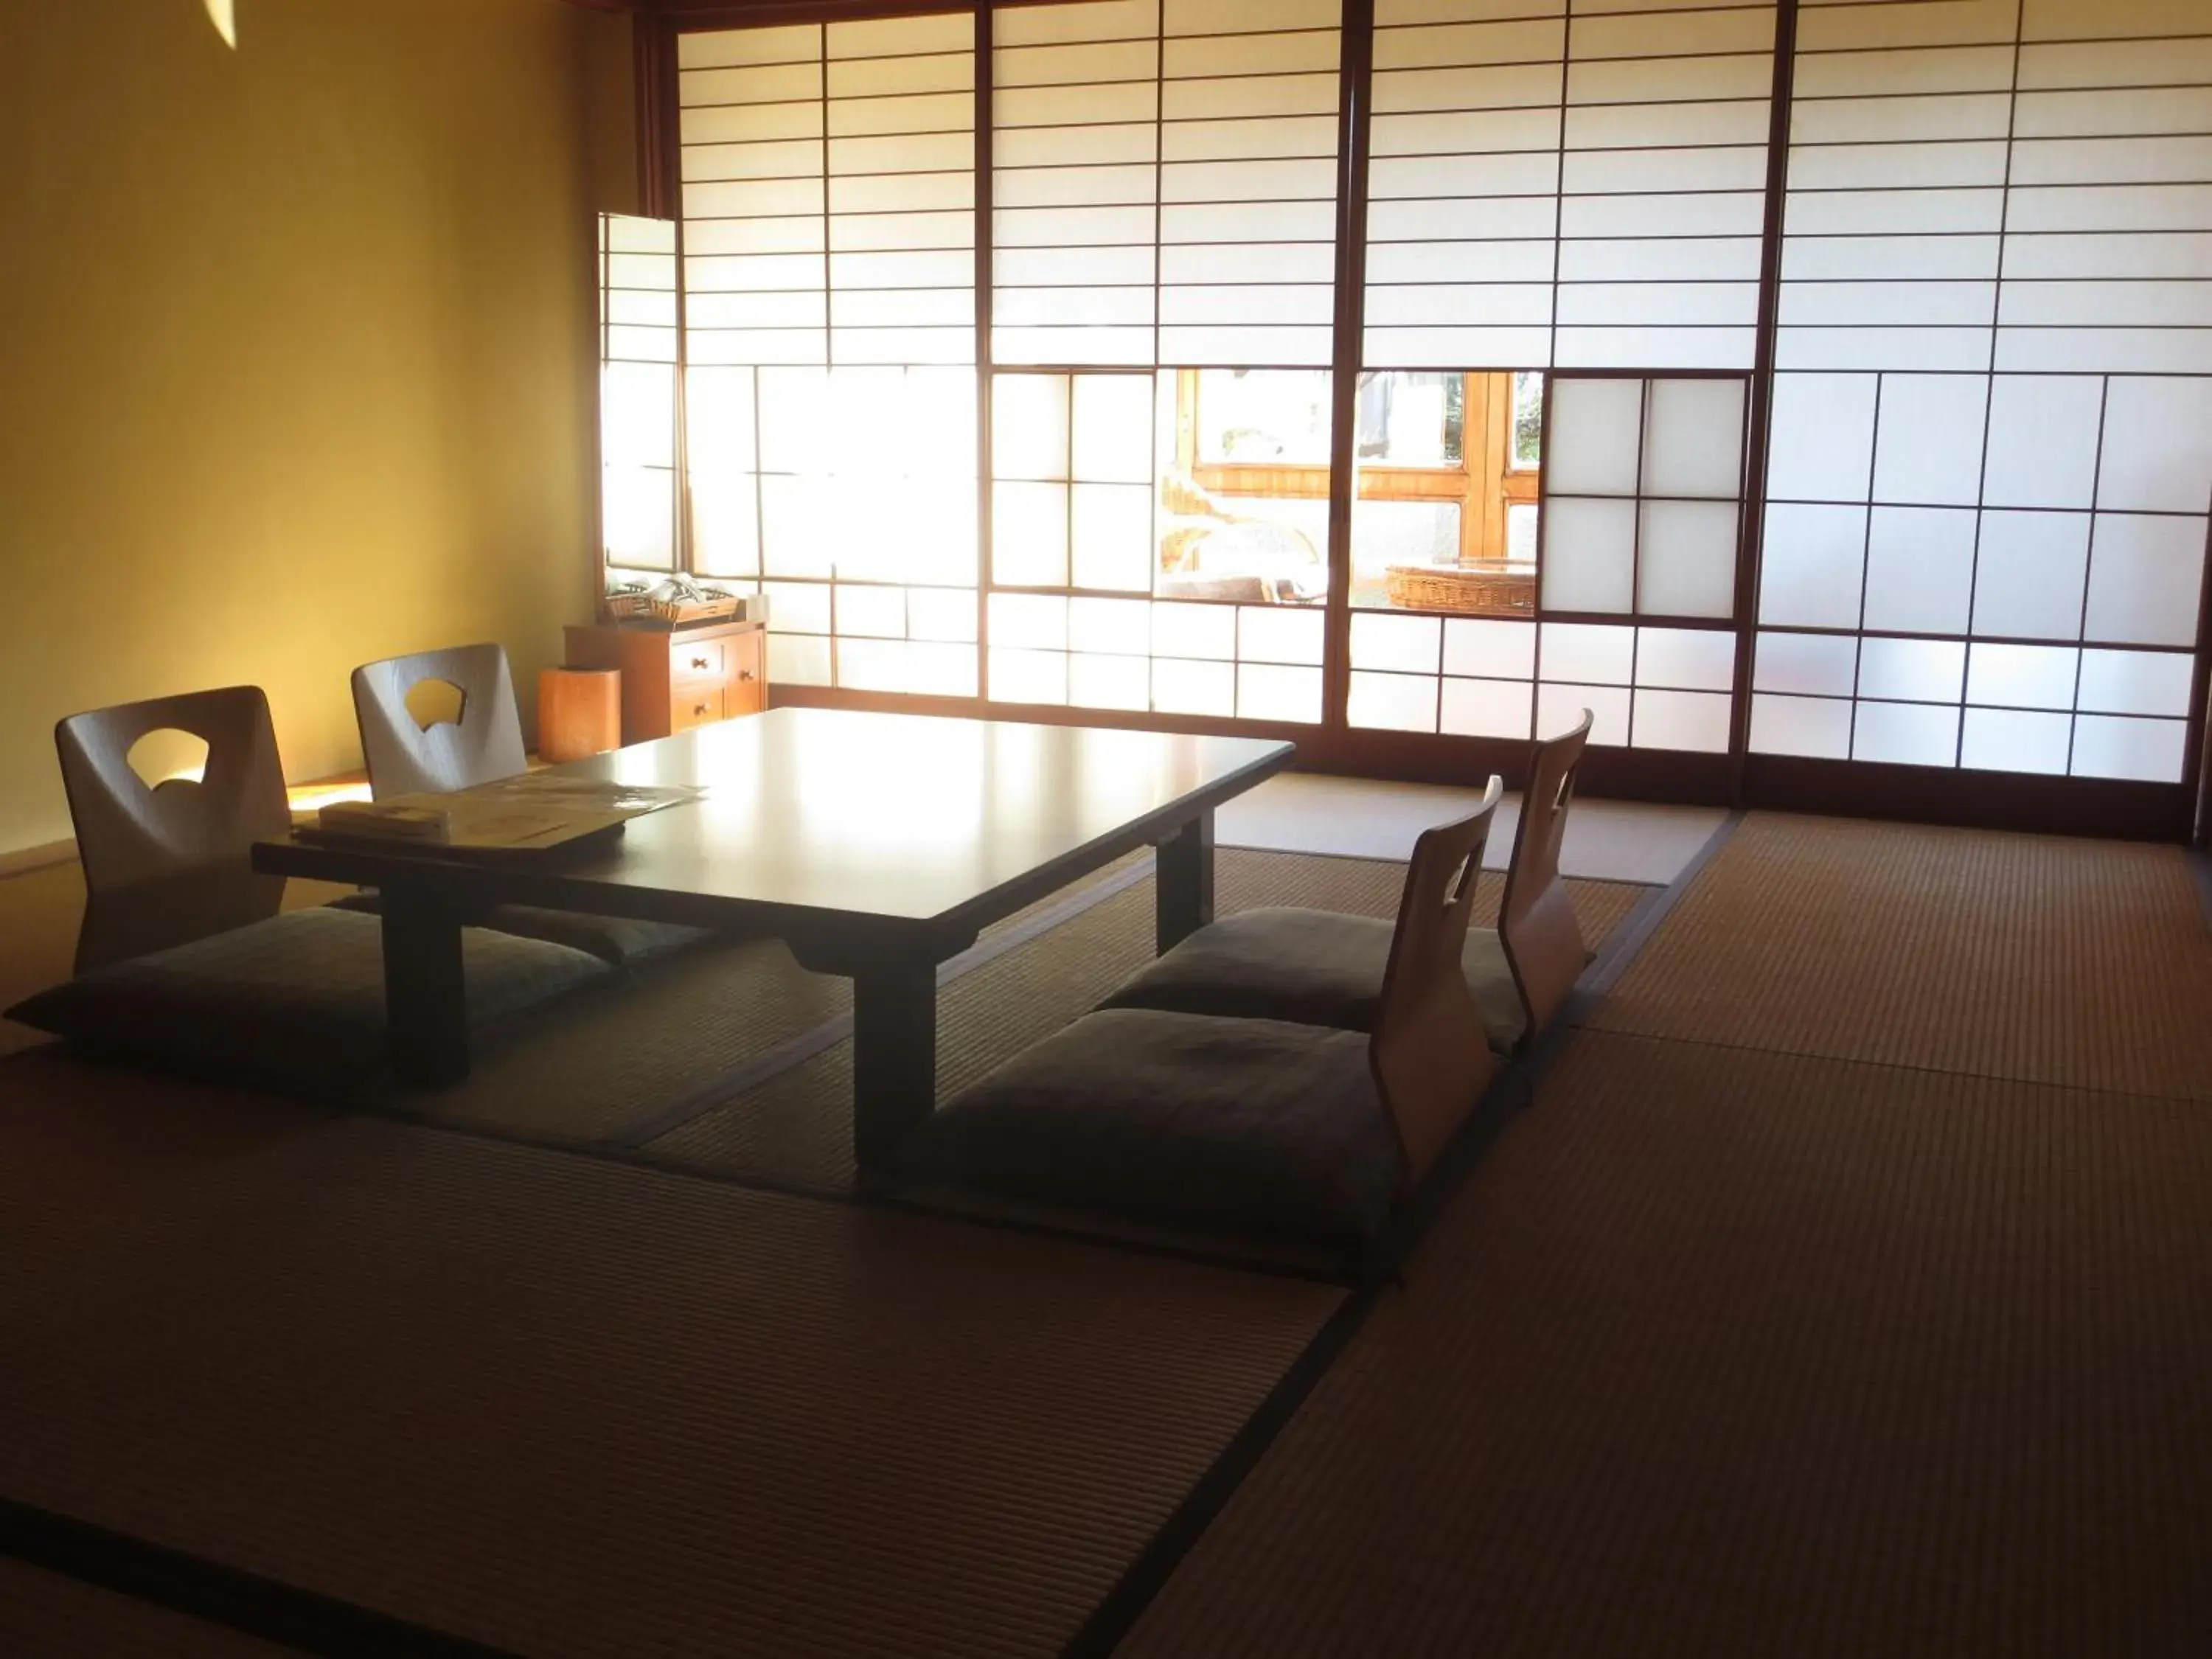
left=689, top=655, right=712, bottom=670
left=693, top=702, right=711, bottom=717
left=738, top=669, right=754, bottom=681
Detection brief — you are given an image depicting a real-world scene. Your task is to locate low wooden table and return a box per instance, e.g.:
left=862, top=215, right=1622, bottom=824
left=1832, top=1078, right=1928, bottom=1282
left=255, top=708, right=1294, bottom=1166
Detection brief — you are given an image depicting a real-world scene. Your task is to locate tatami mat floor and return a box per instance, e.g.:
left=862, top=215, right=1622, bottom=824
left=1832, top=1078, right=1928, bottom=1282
left=1587, top=812, right=2212, bottom=1098
left=1217, top=771, right=1728, bottom=884
left=1119, top=813, right=2212, bottom=1659
left=0, top=1559, right=305, bottom=1658
left=4, top=807, right=2210, bottom=1658
left=0, top=1091, right=1338, bottom=1659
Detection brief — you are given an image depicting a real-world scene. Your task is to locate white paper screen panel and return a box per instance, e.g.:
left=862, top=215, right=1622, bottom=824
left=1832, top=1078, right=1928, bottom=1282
left=1363, top=0, right=1775, bottom=372
left=602, top=215, right=680, bottom=572
left=1541, top=374, right=1749, bottom=619
left=680, top=17, right=976, bottom=369
left=992, top=0, right=1341, bottom=369
left=677, top=20, right=983, bottom=700
left=1757, top=0, right=2212, bottom=781
left=1349, top=610, right=1739, bottom=746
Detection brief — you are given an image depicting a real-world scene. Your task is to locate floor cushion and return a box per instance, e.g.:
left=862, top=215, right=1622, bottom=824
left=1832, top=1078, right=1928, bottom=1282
left=331, top=893, right=710, bottom=970
left=897, top=1006, right=1406, bottom=1253
left=6, top=905, right=609, bottom=1094
left=1099, top=907, right=1528, bottom=1053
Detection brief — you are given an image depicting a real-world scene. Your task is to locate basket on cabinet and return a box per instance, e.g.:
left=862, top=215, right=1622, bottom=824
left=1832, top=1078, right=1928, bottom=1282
left=1383, top=562, right=1537, bottom=617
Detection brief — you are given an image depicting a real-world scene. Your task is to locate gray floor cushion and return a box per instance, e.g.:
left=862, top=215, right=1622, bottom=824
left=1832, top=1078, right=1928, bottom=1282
left=897, top=1006, right=1406, bottom=1253
left=6, top=905, right=609, bottom=1094
left=1100, top=907, right=1527, bottom=1053
left=331, top=893, right=711, bottom=969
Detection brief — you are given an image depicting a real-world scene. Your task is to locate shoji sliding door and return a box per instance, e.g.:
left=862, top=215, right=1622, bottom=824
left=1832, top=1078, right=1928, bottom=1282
left=645, top=0, right=2212, bottom=832
left=1749, top=0, right=2212, bottom=792
left=1345, top=0, right=1778, bottom=761
left=984, top=0, right=1343, bottom=723
left=678, top=15, right=981, bottom=698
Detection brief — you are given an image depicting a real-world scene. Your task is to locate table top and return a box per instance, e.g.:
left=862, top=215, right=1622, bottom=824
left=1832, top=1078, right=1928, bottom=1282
left=256, top=708, right=1293, bottom=944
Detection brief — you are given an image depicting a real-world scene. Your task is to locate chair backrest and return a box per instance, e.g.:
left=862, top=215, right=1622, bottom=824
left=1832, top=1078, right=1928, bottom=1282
left=352, top=642, right=527, bottom=798
left=54, top=686, right=291, bottom=970
left=1369, top=777, right=1504, bottom=1184
left=1498, top=709, right=1593, bottom=1046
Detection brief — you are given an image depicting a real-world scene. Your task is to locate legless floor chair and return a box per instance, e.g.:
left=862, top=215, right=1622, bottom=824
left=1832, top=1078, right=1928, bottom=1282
left=896, top=790, right=1505, bottom=1268
left=349, top=643, right=708, bottom=968
left=352, top=642, right=527, bottom=798
left=55, top=683, right=293, bottom=974
left=1101, top=713, right=1596, bottom=1055
left=6, top=686, right=607, bottom=1094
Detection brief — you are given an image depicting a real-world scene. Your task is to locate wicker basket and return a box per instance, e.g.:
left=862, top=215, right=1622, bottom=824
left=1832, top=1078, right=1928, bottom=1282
left=1385, top=562, right=1536, bottom=617
left=603, top=591, right=740, bottom=627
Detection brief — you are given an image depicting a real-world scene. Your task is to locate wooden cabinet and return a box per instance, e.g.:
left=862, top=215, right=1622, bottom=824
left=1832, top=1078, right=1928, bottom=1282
left=563, top=619, right=766, bottom=747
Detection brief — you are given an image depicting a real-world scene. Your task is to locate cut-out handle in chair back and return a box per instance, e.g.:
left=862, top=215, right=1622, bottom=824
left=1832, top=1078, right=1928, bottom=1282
left=1499, top=710, right=1592, bottom=1044
left=1371, top=777, right=1504, bottom=1183
left=352, top=643, right=528, bottom=799
left=55, top=686, right=292, bottom=970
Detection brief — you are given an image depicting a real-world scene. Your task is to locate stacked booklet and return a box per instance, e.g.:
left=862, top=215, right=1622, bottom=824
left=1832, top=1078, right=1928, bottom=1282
left=312, top=774, right=704, bottom=856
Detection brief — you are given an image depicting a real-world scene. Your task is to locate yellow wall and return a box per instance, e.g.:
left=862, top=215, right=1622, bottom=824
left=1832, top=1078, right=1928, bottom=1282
left=0, top=0, right=635, bottom=855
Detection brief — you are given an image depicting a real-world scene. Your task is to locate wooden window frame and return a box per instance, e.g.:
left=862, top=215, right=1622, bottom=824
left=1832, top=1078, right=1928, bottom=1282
left=1187, top=370, right=1534, bottom=566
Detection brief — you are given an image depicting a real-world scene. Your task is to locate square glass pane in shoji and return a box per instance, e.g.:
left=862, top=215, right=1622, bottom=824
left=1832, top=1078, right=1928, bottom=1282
left=992, top=481, right=1070, bottom=588
left=993, top=373, right=1070, bottom=481
left=1350, top=369, right=1541, bottom=616
left=1638, top=501, right=1739, bottom=618
left=1170, top=369, right=1334, bottom=608
left=1641, top=379, right=1747, bottom=500
left=1347, top=611, right=1443, bottom=732
left=1543, top=498, right=1636, bottom=613
left=1440, top=617, right=1538, bottom=740
left=1072, top=373, right=1155, bottom=484
left=1543, top=373, right=1750, bottom=625
left=1631, top=627, right=1736, bottom=753
left=1537, top=623, right=1633, bottom=744
left=1546, top=378, right=1644, bottom=497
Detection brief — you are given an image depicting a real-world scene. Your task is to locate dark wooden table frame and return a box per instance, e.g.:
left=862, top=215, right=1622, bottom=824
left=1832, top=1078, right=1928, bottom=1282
left=255, top=720, right=1287, bottom=1166
left=838, top=807, right=1219, bottom=1166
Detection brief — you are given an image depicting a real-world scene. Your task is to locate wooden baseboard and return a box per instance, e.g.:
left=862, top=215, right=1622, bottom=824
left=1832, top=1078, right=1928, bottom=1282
left=0, top=840, right=75, bottom=881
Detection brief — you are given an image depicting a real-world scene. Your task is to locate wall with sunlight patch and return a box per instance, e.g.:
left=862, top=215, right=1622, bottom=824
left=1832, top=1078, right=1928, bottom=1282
left=0, top=0, right=635, bottom=853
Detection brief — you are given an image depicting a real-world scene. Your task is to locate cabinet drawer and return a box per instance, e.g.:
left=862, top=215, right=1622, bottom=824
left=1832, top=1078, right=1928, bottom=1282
left=671, top=638, right=726, bottom=684
left=672, top=685, right=724, bottom=732
left=727, top=633, right=765, bottom=713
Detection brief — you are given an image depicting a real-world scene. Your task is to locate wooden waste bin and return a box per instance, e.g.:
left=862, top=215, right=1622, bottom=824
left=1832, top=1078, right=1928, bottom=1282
left=538, top=666, right=622, bottom=762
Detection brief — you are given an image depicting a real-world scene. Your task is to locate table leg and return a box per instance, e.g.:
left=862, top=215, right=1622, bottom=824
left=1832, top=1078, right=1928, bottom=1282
left=1156, top=808, right=1216, bottom=955
left=380, top=888, right=470, bottom=1087
left=852, top=956, right=938, bottom=1169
